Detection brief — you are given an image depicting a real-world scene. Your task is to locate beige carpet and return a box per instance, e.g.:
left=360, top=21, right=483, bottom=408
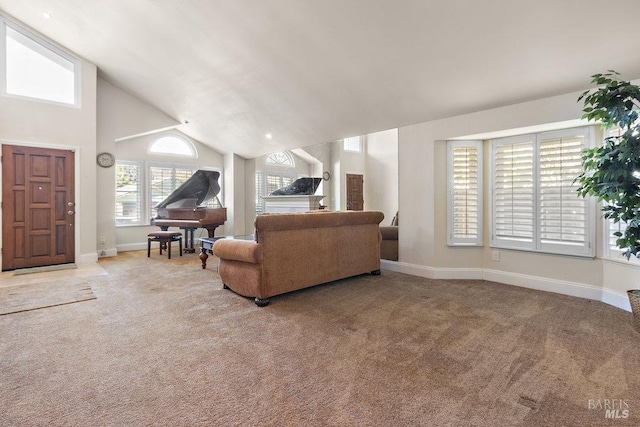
left=0, top=250, right=638, bottom=426
left=0, top=280, right=95, bottom=316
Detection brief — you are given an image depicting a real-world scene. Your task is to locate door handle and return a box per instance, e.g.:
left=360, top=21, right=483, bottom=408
left=68, top=210, right=75, bottom=215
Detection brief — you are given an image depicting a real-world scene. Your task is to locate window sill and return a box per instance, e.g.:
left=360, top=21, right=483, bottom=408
left=489, top=244, right=595, bottom=259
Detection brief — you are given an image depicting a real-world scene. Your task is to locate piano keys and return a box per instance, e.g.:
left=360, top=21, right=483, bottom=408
left=151, top=170, right=227, bottom=253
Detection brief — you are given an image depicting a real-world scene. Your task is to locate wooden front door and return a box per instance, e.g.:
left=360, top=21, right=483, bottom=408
left=346, top=174, right=364, bottom=211
left=2, top=145, right=75, bottom=271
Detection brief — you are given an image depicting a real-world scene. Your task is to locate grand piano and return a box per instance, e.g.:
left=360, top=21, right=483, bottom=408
left=151, top=170, right=227, bottom=253
left=262, top=177, right=325, bottom=213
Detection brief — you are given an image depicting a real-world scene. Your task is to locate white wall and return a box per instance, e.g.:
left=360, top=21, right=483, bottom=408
left=97, top=78, right=181, bottom=256
left=224, top=153, right=247, bottom=236
left=97, top=79, right=225, bottom=252
left=0, top=54, right=98, bottom=266
left=338, top=141, right=366, bottom=211
left=112, top=132, right=225, bottom=251
left=365, top=128, right=398, bottom=224
left=299, top=142, right=333, bottom=210
left=396, top=90, right=636, bottom=311
left=244, top=157, right=257, bottom=233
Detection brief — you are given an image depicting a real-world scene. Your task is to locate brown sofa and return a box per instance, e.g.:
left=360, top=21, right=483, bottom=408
left=213, top=210, right=384, bottom=306
left=380, top=211, right=398, bottom=261
left=380, top=226, right=398, bottom=261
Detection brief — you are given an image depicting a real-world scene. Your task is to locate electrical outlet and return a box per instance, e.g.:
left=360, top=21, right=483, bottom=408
left=100, top=236, right=106, bottom=244
left=491, top=250, right=500, bottom=262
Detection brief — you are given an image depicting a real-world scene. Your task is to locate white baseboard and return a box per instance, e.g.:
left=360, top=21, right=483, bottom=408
left=380, top=260, right=437, bottom=277
left=602, top=288, right=632, bottom=312
left=97, top=248, right=118, bottom=258
left=380, top=260, right=484, bottom=280
left=116, top=243, right=147, bottom=252
left=380, top=261, right=632, bottom=312
left=77, top=252, right=98, bottom=264
left=483, top=268, right=603, bottom=303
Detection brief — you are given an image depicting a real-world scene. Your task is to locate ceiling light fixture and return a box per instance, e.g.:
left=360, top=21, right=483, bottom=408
left=265, top=133, right=273, bottom=139
left=42, top=11, right=52, bottom=19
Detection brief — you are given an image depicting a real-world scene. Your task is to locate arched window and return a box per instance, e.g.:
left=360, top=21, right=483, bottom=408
left=149, top=134, right=197, bottom=157
left=265, top=151, right=294, bottom=167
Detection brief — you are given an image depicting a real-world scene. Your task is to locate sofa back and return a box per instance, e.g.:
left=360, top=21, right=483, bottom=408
left=254, top=211, right=384, bottom=297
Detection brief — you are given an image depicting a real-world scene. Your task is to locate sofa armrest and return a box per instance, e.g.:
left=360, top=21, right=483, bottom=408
left=213, top=240, right=263, bottom=264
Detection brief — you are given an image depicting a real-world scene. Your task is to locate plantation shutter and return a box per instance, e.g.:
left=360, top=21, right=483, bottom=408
left=538, top=132, right=586, bottom=251
left=603, top=129, right=628, bottom=259
left=447, top=141, right=483, bottom=245
left=115, top=162, right=142, bottom=226
left=608, top=217, right=627, bottom=257
left=149, top=165, right=197, bottom=218
left=255, top=171, right=264, bottom=216
left=490, top=127, right=594, bottom=256
left=492, top=136, right=534, bottom=249
left=149, top=166, right=173, bottom=218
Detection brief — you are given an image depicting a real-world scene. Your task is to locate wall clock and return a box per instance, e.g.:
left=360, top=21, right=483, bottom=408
left=322, top=171, right=331, bottom=181
left=97, top=152, right=115, bottom=168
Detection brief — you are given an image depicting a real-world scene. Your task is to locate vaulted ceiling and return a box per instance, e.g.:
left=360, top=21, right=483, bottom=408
left=2, top=0, right=640, bottom=158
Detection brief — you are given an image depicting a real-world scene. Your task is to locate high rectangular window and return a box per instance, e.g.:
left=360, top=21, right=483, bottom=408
left=1, top=17, right=80, bottom=106
left=344, top=136, right=362, bottom=152
left=490, top=127, right=594, bottom=257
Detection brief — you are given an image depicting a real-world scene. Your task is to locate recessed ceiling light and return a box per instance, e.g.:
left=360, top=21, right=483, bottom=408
left=42, top=11, right=52, bottom=19
left=265, top=133, right=272, bottom=139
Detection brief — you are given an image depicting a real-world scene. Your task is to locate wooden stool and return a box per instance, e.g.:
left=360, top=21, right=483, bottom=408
left=147, top=231, right=183, bottom=259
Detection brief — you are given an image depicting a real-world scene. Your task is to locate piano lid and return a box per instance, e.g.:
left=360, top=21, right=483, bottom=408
left=269, top=177, right=322, bottom=196
left=155, top=169, right=222, bottom=209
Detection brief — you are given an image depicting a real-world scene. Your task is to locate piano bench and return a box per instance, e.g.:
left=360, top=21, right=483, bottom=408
left=147, top=231, right=183, bottom=259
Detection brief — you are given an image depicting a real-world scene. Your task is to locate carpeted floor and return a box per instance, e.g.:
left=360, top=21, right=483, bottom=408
left=0, top=250, right=638, bottom=426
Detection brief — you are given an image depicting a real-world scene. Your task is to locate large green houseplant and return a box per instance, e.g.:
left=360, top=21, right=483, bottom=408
left=576, top=70, right=640, bottom=332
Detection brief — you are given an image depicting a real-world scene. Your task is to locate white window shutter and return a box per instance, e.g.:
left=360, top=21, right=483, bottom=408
left=491, top=136, right=534, bottom=249
left=115, top=162, right=143, bottom=226
left=538, top=133, right=586, bottom=250
left=490, top=127, right=594, bottom=257
left=255, top=171, right=264, bottom=216
left=447, top=141, right=483, bottom=246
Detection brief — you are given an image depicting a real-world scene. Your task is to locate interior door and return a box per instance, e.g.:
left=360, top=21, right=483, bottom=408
left=2, top=145, right=75, bottom=271
left=346, top=174, right=364, bottom=211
